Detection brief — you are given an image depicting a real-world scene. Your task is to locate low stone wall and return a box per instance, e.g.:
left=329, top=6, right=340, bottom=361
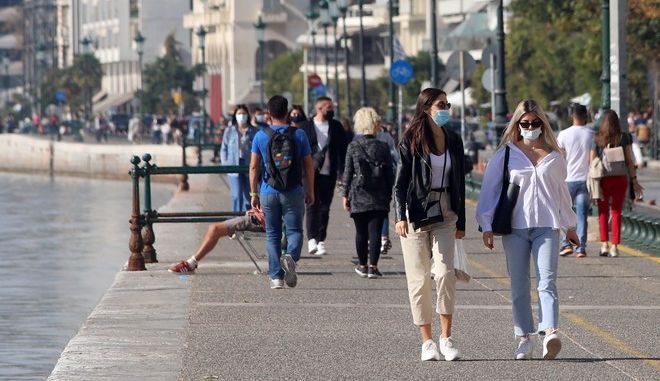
left=0, top=135, right=194, bottom=182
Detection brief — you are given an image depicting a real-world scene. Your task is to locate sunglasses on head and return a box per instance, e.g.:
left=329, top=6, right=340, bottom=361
left=519, top=119, right=543, bottom=129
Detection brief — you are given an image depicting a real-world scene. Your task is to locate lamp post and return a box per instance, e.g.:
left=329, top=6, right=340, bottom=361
left=430, top=0, right=439, bottom=87
left=35, top=43, right=47, bottom=117
left=306, top=5, right=319, bottom=76
left=387, top=0, right=396, bottom=123
left=493, top=0, right=509, bottom=144
left=600, top=0, right=610, bottom=111
left=358, top=0, right=367, bottom=107
left=319, top=1, right=330, bottom=92
left=133, top=31, right=145, bottom=115
left=254, top=15, right=266, bottom=108
left=81, top=36, right=93, bottom=120
left=338, top=0, right=352, bottom=118
left=329, top=0, right=340, bottom=118
left=2, top=55, right=9, bottom=108
left=196, top=26, right=207, bottom=166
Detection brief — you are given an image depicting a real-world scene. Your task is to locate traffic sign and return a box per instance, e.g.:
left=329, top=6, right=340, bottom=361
left=481, top=68, right=494, bottom=92
left=446, top=50, right=476, bottom=81
left=481, top=45, right=497, bottom=69
left=55, top=90, right=67, bottom=103
left=308, top=73, right=323, bottom=88
left=390, top=59, right=414, bottom=86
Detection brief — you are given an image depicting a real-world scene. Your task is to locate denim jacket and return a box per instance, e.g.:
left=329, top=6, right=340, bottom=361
left=220, top=125, right=258, bottom=176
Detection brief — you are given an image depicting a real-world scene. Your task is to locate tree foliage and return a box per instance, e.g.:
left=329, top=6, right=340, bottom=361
left=40, top=53, right=103, bottom=117
left=141, top=34, right=203, bottom=115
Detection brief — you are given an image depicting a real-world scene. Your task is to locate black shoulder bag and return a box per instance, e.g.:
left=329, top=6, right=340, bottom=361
left=491, top=145, right=520, bottom=236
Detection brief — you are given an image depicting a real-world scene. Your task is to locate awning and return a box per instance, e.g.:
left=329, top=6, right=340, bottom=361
left=93, top=92, right=134, bottom=113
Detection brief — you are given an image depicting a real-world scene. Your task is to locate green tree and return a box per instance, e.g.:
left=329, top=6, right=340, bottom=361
left=141, top=34, right=202, bottom=115
left=628, top=0, right=659, bottom=114
left=264, top=50, right=304, bottom=104
left=40, top=53, right=103, bottom=118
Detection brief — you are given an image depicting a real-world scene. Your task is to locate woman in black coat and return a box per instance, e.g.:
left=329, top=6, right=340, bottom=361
left=342, top=107, right=394, bottom=279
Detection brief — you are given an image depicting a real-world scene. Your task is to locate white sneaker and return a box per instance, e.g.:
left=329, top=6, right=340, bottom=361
left=439, top=337, right=461, bottom=361
left=307, top=239, right=318, bottom=255
left=315, top=241, right=327, bottom=256
left=542, top=332, right=562, bottom=360
left=609, top=245, right=619, bottom=257
left=421, top=339, right=440, bottom=361
left=515, top=336, right=535, bottom=360
left=269, top=279, right=284, bottom=289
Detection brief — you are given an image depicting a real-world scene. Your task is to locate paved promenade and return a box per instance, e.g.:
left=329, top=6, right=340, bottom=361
left=50, top=173, right=659, bottom=380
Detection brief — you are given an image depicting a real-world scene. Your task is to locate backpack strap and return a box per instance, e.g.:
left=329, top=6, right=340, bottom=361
left=502, top=145, right=510, bottom=189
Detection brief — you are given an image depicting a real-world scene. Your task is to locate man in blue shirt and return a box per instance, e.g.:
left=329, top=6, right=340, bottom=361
left=250, top=95, right=315, bottom=289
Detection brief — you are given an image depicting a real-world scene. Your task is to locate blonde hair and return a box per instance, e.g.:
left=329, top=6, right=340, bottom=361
left=353, top=107, right=381, bottom=135
left=499, top=99, right=562, bottom=153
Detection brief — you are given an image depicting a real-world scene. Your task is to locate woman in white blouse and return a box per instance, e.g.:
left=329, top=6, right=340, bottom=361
left=476, top=99, right=578, bottom=361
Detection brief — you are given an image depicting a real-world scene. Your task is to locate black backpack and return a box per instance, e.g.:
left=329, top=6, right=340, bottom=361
left=354, top=141, right=386, bottom=191
left=264, top=127, right=301, bottom=191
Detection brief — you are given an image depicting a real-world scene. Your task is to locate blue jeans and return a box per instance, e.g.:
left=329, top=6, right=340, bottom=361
left=262, top=189, right=305, bottom=280
left=561, top=181, right=589, bottom=253
left=228, top=174, right=250, bottom=212
left=502, top=228, right=559, bottom=336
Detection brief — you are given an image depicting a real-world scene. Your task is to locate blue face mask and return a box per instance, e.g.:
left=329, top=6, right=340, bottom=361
left=433, top=110, right=450, bottom=127
left=520, top=127, right=542, bottom=140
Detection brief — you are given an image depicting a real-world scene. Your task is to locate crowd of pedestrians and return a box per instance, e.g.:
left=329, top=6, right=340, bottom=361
left=165, top=89, right=650, bottom=362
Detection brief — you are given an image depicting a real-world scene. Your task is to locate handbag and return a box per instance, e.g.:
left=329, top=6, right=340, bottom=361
left=411, top=152, right=447, bottom=232
left=601, top=144, right=627, bottom=176
left=491, top=145, right=520, bottom=236
left=454, top=239, right=471, bottom=283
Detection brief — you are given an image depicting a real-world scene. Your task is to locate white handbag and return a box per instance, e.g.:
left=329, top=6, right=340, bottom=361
left=454, top=239, right=471, bottom=283
left=602, top=144, right=627, bottom=176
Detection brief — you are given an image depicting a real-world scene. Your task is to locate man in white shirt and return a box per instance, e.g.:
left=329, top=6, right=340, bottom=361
left=300, top=96, right=348, bottom=255
left=557, top=104, right=594, bottom=257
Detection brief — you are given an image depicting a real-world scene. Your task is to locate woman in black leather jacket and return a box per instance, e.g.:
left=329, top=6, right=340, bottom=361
left=394, top=87, right=466, bottom=361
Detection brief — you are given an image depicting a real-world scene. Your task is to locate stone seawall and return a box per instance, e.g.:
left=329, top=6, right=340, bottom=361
left=0, top=135, right=193, bottom=182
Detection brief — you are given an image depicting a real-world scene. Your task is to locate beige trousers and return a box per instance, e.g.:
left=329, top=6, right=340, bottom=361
left=400, top=195, right=457, bottom=325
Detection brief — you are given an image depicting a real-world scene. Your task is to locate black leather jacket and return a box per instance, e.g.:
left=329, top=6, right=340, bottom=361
left=394, top=126, right=466, bottom=231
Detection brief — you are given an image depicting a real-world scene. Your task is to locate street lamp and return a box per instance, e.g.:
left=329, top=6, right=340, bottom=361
left=338, top=0, right=352, bottom=118
left=35, top=43, right=47, bottom=116
left=387, top=0, right=396, bottom=123
left=329, top=0, right=340, bottom=118
left=306, top=4, right=319, bottom=75
left=80, top=36, right=93, bottom=120
left=493, top=0, right=509, bottom=144
left=133, top=31, right=145, bottom=114
left=358, top=0, right=367, bottom=107
left=430, top=0, right=439, bottom=87
left=2, top=54, right=9, bottom=108
left=81, top=36, right=93, bottom=54
left=254, top=15, right=266, bottom=108
left=319, top=1, right=330, bottom=91
left=196, top=26, right=207, bottom=166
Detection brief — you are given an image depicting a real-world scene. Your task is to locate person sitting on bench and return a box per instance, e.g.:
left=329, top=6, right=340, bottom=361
left=168, top=208, right=265, bottom=273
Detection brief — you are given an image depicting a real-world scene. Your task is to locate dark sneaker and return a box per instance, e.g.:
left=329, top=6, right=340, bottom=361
left=380, top=238, right=392, bottom=255
left=280, top=254, right=298, bottom=288
left=169, top=260, right=196, bottom=274
left=355, top=265, right=368, bottom=278
left=559, top=245, right=573, bottom=256
left=367, top=266, right=382, bottom=279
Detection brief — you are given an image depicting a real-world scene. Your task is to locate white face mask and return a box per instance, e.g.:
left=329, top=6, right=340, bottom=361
left=519, top=127, right=542, bottom=140
left=236, top=114, right=248, bottom=125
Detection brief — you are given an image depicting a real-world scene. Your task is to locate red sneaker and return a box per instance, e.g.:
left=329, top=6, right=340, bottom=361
left=168, top=260, right=196, bottom=273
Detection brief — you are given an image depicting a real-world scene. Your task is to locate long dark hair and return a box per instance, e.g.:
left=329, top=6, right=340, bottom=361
left=401, top=88, right=446, bottom=156
left=595, top=109, right=623, bottom=148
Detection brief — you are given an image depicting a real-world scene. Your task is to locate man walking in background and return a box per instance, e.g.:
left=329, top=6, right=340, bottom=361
left=557, top=103, right=594, bottom=257
left=250, top=95, right=315, bottom=289
left=300, top=96, right=348, bottom=256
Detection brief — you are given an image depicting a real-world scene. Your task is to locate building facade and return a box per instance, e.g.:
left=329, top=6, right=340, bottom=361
left=0, top=0, right=23, bottom=104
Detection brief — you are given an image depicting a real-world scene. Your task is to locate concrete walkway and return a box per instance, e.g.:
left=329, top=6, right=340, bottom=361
left=50, top=174, right=660, bottom=380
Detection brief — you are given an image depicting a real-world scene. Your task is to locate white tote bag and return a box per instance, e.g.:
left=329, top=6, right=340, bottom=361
left=454, top=239, right=471, bottom=283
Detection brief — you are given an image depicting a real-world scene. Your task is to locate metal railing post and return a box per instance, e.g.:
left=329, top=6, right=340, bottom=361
left=126, top=156, right=146, bottom=271
left=180, top=138, right=190, bottom=191
left=141, top=153, right=158, bottom=263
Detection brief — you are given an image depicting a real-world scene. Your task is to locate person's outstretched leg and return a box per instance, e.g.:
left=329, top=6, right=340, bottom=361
left=169, top=222, right=228, bottom=273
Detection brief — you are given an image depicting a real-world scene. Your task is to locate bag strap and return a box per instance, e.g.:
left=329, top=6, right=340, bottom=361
left=502, top=145, right=510, bottom=189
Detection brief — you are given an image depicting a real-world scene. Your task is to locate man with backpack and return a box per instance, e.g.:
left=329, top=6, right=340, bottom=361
left=300, top=96, right=348, bottom=256
left=250, top=95, right=315, bottom=289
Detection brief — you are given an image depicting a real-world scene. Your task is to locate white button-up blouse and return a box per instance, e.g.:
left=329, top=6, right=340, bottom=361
left=476, top=143, right=577, bottom=232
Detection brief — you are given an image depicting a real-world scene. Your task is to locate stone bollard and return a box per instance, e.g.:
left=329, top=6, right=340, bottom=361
left=179, top=139, right=190, bottom=191
left=141, top=153, right=158, bottom=263
left=126, top=155, right=146, bottom=271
